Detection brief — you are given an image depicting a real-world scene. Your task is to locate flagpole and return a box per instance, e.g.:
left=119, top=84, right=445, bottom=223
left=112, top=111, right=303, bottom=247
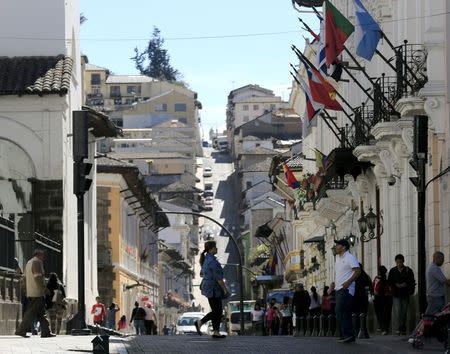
left=298, top=17, right=319, bottom=41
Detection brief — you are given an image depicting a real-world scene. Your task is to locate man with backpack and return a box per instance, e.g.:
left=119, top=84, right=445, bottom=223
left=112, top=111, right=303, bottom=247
left=388, top=254, right=416, bottom=335
left=130, top=301, right=146, bottom=335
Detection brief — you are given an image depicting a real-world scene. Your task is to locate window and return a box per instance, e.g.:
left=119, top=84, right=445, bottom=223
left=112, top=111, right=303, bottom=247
left=91, top=73, right=101, bottom=85
left=154, top=103, right=167, bottom=111
left=253, top=104, right=259, bottom=111
left=243, top=105, right=249, bottom=111
left=110, top=86, right=121, bottom=97
left=175, top=103, right=187, bottom=112
left=243, top=116, right=249, bottom=122
left=255, top=143, right=260, bottom=147
left=127, top=86, right=136, bottom=94
left=91, top=85, right=101, bottom=94
left=178, top=117, right=187, bottom=124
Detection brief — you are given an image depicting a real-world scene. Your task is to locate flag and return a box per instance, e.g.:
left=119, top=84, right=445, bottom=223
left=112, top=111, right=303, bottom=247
left=283, top=163, right=300, bottom=189
left=316, top=19, right=327, bottom=77
left=297, top=75, right=324, bottom=121
left=325, top=0, right=355, bottom=65
left=353, top=0, right=382, bottom=60
left=314, top=149, right=329, bottom=171
left=269, top=251, right=278, bottom=274
left=299, top=56, right=343, bottom=111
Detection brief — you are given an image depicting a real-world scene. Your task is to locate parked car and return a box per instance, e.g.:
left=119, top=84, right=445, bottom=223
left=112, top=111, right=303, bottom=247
left=203, top=199, right=213, bottom=211
left=202, top=140, right=210, bottom=147
left=203, top=167, right=213, bottom=177
left=203, top=190, right=214, bottom=198
left=176, top=312, right=209, bottom=335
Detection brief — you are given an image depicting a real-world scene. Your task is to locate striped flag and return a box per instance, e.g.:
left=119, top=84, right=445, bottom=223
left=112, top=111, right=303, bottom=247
left=297, top=75, right=324, bottom=121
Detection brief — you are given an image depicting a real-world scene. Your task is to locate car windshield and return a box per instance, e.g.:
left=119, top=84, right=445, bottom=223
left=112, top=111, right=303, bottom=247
left=177, top=316, right=202, bottom=326
left=230, top=312, right=252, bottom=324
left=266, top=290, right=294, bottom=304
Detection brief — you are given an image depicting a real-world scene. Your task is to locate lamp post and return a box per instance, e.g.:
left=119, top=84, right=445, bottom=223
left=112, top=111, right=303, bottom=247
left=156, top=210, right=245, bottom=334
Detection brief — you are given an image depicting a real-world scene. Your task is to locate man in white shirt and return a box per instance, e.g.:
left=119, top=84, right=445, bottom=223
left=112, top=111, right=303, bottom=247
left=334, top=239, right=360, bottom=343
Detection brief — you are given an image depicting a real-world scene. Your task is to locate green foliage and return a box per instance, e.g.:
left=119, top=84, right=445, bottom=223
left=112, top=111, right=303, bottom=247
left=131, top=27, right=180, bottom=82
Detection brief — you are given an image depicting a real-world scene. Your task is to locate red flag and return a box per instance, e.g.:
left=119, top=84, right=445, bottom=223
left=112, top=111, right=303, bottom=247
left=325, top=0, right=355, bottom=65
left=283, top=164, right=300, bottom=189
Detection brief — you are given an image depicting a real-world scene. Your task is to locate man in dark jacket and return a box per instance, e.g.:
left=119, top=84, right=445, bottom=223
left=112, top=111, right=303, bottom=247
left=388, top=254, right=415, bottom=335
left=292, top=283, right=310, bottom=334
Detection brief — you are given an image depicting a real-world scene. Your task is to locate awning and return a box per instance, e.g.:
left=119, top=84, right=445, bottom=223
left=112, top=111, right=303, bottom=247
left=254, top=275, right=283, bottom=285
left=303, top=235, right=325, bottom=243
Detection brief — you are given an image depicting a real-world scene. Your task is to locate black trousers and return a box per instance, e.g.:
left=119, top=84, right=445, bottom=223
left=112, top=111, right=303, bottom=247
left=201, top=297, right=222, bottom=331
left=144, top=320, right=155, bottom=335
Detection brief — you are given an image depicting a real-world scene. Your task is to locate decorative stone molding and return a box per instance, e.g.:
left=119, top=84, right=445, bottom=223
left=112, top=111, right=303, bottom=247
left=353, top=145, right=380, bottom=164
left=395, top=96, right=426, bottom=118
left=356, top=174, right=370, bottom=195
left=371, top=121, right=402, bottom=142
left=378, top=148, right=400, bottom=177
left=397, top=117, right=414, bottom=154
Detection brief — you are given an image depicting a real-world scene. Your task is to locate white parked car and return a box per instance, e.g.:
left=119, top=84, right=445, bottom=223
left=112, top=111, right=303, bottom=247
left=176, top=312, right=209, bottom=335
left=203, top=167, right=213, bottom=177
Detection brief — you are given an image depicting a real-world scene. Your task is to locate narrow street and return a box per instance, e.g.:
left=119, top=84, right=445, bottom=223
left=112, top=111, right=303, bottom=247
left=192, top=147, right=241, bottom=313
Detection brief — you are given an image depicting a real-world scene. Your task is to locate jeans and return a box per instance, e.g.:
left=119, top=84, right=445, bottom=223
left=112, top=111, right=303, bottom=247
left=201, top=297, right=222, bottom=331
left=335, top=289, right=354, bottom=338
left=392, top=296, right=409, bottom=333
left=133, top=319, right=145, bottom=335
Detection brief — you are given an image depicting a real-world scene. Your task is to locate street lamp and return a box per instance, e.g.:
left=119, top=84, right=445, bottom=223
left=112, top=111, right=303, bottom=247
left=359, top=207, right=377, bottom=242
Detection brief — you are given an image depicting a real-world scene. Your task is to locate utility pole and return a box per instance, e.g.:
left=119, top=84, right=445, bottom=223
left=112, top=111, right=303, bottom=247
left=409, top=115, right=428, bottom=315
left=157, top=211, right=245, bottom=334
left=72, top=110, right=93, bottom=335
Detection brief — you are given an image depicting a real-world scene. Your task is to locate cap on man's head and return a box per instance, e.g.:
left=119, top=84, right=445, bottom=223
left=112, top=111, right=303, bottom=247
left=334, top=239, right=350, bottom=249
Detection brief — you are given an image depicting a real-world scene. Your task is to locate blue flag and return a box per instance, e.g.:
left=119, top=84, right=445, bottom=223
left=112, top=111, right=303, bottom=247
left=353, top=0, right=381, bottom=60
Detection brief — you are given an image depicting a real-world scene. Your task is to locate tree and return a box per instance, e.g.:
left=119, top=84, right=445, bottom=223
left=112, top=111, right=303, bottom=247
left=131, top=27, right=180, bottom=81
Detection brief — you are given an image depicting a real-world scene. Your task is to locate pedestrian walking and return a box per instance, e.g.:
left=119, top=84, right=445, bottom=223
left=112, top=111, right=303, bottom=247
left=334, top=239, right=361, bottom=344
left=91, top=297, right=106, bottom=326
left=309, top=286, right=321, bottom=317
left=130, top=301, right=146, bottom=335
left=265, top=299, right=277, bottom=335
left=105, top=302, right=120, bottom=330
left=279, top=296, right=293, bottom=335
left=373, top=265, right=393, bottom=335
left=194, top=241, right=229, bottom=339
left=118, top=315, right=127, bottom=333
left=15, top=249, right=55, bottom=338
left=388, top=254, right=416, bottom=335
left=321, top=286, right=332, bottom=316
left=144, top=302, right=157, bottom=335
left=426, top=251, right=450, bottom=315
left=292, top=283, right=310, bottom=334
left=250, top=302, right=265, bottom=335
left=45, top=272, right=66, bottom=335
left=328, top=282, right=337, bottom=314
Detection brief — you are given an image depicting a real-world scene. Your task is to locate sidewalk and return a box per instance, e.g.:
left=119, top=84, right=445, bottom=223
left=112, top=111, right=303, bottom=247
left=0, top=334, right=445, bottom=353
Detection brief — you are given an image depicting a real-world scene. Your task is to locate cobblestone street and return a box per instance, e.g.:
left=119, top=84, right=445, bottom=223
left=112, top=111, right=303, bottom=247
left=0, top=334, right=444, bottom=354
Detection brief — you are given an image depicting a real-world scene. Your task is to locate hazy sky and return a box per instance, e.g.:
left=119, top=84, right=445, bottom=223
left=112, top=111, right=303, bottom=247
left=80, top=1, right=317, bottom=136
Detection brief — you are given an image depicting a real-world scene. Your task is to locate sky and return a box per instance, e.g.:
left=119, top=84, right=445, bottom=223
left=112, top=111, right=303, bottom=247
left=80, top=1, right=318, bottom=137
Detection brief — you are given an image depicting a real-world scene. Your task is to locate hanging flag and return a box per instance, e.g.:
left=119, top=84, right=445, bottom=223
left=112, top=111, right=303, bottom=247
left=299, top=56, right=343, bottom=111
left=283, top=163, right=300, bottom=189
left=297, top=75, right=324, bottom=121
left=314, top=148, right=329, bottom=171
left=270, top=251, right=278, bottom=274
left=353, top=0, right=382, bottom=60
left=325, top=0, right=355, bottom=65
left=316, top=19, right=327, bottom=77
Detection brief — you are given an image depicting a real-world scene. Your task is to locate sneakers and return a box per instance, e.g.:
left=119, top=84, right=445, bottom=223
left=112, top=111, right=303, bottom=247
left=41, top=333, right=56, bottom=338
left=338, top=336, right=356, bottom=343
left=15, top=332, right=30, bottom=338
left=194, top=320, right=203, bottom=335
left=212, top=331, right=226, bottom=339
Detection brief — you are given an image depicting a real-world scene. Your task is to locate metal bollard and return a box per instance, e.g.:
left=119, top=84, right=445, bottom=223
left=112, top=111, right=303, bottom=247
left=306, top=315, right=312, bottom=336
left=299, top=316, right=305, bottom=336
left=318, top=315, right=326, bottom=336
left=311, top=316, right=319, bottom=336
left=92, top=336, right=108, bottom=354
left=352, top=313, right=359, bottom=337
left=357, top=313, right=370, bottom=339
left=326, top=315, right=334, bottom=337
